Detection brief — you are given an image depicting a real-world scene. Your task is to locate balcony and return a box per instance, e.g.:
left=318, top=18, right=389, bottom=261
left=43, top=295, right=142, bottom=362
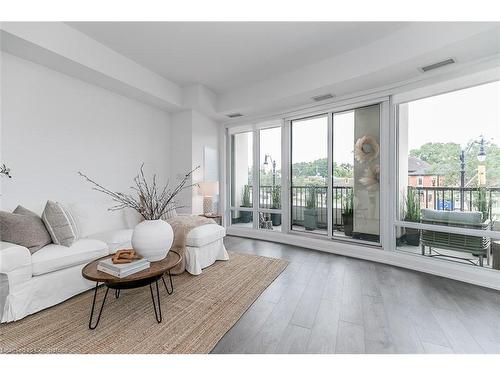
left=255, top=185, right=353, bottom=235
left=400, top=186, right=500, bottom=267
left=243, top=185, right=499, bottom=266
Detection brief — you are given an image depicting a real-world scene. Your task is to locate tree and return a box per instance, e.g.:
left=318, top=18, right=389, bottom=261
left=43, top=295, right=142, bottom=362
left=290, top=158, right=354, bottom=186
left=409, top=141, right=500, bottom=187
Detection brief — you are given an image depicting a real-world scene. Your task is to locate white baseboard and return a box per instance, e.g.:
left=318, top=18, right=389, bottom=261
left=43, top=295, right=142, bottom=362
left=227, top=227, right=500, bottom=291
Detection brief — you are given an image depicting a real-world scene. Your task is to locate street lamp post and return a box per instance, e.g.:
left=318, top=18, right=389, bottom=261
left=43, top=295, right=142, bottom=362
left=459, top=136, right=486, bottom=211
left=264, top=154, right=276, bottom=188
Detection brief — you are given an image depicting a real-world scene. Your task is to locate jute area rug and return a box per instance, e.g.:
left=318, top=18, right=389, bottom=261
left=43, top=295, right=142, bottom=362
left=0, top=251, right=287, bottom=354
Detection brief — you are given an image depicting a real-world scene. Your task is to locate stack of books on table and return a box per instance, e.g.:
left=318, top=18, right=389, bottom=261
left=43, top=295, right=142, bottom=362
left=97, top=258, right=150, bottom=278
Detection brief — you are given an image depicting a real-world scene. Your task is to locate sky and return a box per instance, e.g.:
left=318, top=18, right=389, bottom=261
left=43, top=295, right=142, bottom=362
left=249, top=80, right=500, bottom=167
left=407, top=80, right=500, bottom=151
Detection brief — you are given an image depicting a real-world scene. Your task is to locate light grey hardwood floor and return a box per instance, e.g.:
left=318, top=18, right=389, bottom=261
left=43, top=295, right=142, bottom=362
left=211, top=235, right=500, bottom=354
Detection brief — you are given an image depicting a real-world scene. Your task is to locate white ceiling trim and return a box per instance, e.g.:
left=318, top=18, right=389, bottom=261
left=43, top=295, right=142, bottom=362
left=217, top=23, right=500, bottom=115
left=0, top=22, right=184, bottom=111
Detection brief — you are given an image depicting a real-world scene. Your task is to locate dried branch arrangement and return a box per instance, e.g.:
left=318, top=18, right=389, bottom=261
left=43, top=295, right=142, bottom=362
left=1, top=164, right=12, bottom=178
left=78, top=164, right=199, bottom=220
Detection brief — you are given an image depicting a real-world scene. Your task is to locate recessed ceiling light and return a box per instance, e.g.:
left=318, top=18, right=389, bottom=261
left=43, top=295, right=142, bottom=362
left=311, top=93, right=334, bottom=102
left=420, top=58, right=456, bottom=72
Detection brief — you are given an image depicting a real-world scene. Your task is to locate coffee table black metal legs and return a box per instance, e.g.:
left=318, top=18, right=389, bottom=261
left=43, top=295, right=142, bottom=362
left=87, top=273, right=175, bottom=329
left=88, top=282, right=109, bottom=330
left=149, top=280, right=162, bottom=323
left=162, top=270, right=174, bottom=295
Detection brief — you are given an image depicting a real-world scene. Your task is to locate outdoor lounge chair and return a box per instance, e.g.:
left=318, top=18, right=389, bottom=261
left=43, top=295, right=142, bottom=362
left=420, top=209, right=491, bottom=266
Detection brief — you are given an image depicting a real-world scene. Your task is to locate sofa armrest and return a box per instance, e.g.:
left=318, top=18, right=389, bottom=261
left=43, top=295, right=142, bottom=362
left=0, top=241, right=32, bottom=287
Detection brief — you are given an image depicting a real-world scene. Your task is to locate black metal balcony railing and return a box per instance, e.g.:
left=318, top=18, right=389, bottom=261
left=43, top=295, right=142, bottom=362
left=409, top=186, right=500, bottom=221
left=254, top=185, right=349, bottom=229
left=250, top=185, right=499, bottom=228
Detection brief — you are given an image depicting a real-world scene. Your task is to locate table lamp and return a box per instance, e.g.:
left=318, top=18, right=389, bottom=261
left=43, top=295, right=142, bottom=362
left=198, top=181, right=219, bottom=215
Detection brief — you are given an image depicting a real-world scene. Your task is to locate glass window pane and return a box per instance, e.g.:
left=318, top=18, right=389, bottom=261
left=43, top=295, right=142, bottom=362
left=259, top=127, right=281, bottom=209
left=291, top=115, right=328, bottom=235
left=396, top=80, right=500, bottom=269
left=333, top=105, right=380, bottom=243
left=258, top=211, right=281, bottom=231
left=231, top=132, right=253, bottom=210
left=231, top=209, right=253, bottom=227
left=396, top=225, right=492, bottom=267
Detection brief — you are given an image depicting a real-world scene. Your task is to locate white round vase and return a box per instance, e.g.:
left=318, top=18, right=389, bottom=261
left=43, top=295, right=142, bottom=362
left=131, top=219, right=173, bottom=262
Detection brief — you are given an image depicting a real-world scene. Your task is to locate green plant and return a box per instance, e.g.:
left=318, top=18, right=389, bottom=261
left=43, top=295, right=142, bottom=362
left=404, top=188, right=421, bottom=222
left=271, top=186, right=281, bottom=209
left=241, top=185, right=251, bottom=207
left=343, top=190, right=354, bottom=217
left=476, top=187, right=489, bottom=221
left=306, top=187, right=317, bottom=210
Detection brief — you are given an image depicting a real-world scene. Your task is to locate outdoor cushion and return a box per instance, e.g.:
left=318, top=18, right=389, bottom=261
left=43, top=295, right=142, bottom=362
left=31, top=239, right=108, bottom=276
left=421, top=209, right=483, bottom=225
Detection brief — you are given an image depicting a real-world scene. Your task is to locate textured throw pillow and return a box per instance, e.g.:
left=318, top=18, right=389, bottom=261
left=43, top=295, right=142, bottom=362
left=41, top=201, right=80, bottom=247
left=0, top=206, right=52, bottom=254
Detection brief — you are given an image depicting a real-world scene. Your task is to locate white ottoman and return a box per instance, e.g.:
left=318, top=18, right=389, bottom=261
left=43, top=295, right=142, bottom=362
left=184, top=224, right=229, bottom=275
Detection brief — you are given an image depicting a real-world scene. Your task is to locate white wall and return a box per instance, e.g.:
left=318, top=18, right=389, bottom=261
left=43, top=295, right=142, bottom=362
left=169, top=110, right=193, bottom=214
left=191, top=110, right=219, bottom=213
left=0, top=52, right=171, bottom=214
left=169, top=109, right=220, bottom=214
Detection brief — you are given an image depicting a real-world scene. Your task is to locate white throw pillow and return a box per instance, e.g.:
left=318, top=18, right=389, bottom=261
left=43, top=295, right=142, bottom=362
left=41, top=201, right=80, bottom=247
left=67, top=201, right=128, bottom=237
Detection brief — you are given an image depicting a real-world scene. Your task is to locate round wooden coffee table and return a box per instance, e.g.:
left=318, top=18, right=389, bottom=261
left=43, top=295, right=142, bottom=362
left=82, top=250, right=181, bottom=329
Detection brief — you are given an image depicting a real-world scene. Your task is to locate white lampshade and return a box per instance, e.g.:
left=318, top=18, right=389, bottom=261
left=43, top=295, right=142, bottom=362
left=198, top=181, right=219, bottom=196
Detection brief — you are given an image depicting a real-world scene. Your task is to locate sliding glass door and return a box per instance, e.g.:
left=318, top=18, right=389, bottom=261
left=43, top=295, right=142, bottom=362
left=290, top=115, right=329, bottom=235
left=288, top=104, right=381, bottom=243
left=228, top=101, right=384, bottom=246
left=332, top=105, right=380, bottom=243
left=229, top=123, right=283, bottom=231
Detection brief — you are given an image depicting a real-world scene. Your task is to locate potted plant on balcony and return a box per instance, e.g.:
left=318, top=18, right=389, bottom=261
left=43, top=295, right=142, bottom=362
left=342, top=190, right=354, bottom=236
left=476, top=187, right=489, bottom=222
left=270, top=186, right=281, bottom=226
left=304, top=187, right=318, bottom=231
left=404, top=188, right=421, bottom=246
left=240, top=184, right=252, bottom=223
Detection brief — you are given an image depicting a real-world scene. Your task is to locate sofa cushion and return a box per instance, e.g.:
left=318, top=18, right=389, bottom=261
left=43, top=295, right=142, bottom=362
left=186, top=224, right=226, bottom=247
left=67, top=201, right=130, bottom=238
left=87, top=229, right=133, bottom=254
left=31, top=239, right=108, bottom=276
left=0, top=207, right=52, bottom=254
left=42, top=201, right=80, bottom=247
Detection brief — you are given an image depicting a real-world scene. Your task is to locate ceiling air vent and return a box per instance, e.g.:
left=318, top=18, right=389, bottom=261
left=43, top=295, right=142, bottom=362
left=311, top=93, right=334, bottom=102
left=227, top=113, right=243, bottom=118
left=420, top=58, right=456, bottom=72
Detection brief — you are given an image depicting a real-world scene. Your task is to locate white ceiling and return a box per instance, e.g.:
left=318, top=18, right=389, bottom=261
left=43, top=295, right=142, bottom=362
left=67, top=22, right=410, bottom=93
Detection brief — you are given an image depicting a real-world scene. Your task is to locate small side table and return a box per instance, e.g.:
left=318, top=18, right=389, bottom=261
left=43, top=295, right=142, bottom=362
left=199, top=213, right=222, bottom=226
left=492, top=241, right=500, bottom=270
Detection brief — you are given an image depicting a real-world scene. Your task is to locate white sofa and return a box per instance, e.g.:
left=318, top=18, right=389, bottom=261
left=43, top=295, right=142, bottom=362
left=0, top=202, right=227, bottom=323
